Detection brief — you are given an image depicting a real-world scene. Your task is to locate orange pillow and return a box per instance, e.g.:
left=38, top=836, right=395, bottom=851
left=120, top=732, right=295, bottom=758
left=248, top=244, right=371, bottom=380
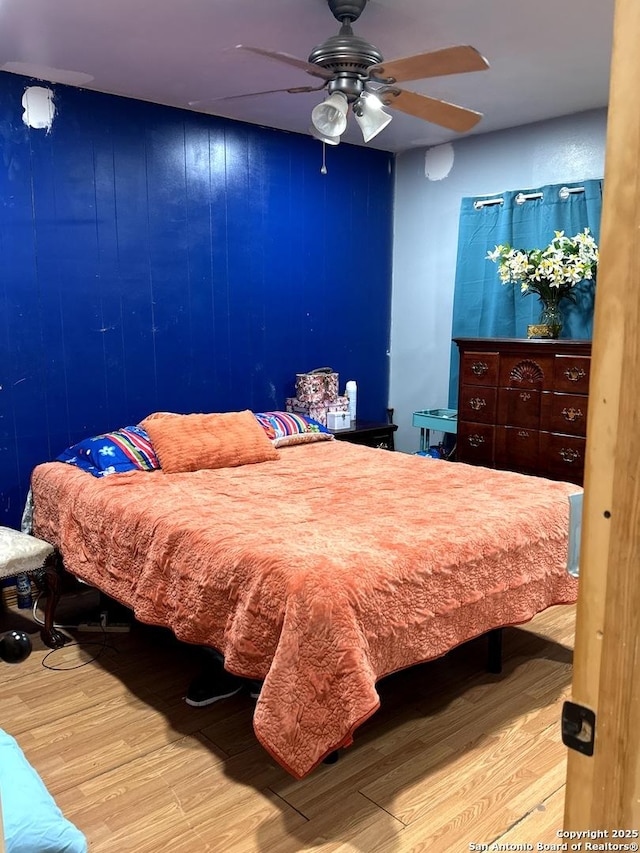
left=140, top=410, right=278, bottom=473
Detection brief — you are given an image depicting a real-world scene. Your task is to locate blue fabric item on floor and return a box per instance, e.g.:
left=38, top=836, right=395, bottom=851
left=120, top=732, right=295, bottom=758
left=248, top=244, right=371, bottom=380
left=0, top=728, right=87, bottom=853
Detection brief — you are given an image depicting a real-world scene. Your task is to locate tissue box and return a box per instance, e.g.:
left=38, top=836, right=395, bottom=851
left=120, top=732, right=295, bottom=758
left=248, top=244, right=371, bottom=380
left=295, top=371, right=339, bottom=404
left=327, top=411, right=352, bottom=430
left=286, top=396, right=349, bottom=427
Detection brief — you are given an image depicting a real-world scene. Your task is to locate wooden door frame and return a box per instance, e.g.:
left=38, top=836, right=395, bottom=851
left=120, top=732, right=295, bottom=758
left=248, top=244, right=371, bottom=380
left=564, top=0, right=640, bottom=830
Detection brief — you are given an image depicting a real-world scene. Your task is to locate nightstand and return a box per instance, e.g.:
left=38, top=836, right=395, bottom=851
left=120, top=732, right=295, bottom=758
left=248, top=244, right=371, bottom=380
left=330, top=421, right=398, bottom=451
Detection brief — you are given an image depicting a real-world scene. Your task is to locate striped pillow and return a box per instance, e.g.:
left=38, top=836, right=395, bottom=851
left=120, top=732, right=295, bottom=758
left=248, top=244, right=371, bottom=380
left=254, top=412, right=334, bottom=448
left=56, top=425, right=160, bottom=477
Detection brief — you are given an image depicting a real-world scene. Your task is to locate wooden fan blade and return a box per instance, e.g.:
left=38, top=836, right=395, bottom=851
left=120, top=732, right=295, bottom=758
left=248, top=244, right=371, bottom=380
left=384, top=88, right=483, bottom=132
left=371, top=45, right=489, bottom=84
left=189, top=84, right=325, bottom=106
left=234, top=45, right=333, bottom=80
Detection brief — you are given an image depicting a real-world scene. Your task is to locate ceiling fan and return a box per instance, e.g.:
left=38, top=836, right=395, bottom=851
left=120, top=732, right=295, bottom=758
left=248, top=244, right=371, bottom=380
left=213, top=0, right=489, bottom=145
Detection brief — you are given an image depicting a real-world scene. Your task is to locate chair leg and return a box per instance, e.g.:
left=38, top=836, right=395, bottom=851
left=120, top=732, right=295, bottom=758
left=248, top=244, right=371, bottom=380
left=40, top=551, right=67, bottom=649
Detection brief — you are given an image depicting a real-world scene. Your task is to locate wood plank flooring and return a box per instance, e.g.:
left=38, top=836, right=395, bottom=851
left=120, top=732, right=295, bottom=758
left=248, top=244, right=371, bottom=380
left=0, top=603, right=575, bottom=852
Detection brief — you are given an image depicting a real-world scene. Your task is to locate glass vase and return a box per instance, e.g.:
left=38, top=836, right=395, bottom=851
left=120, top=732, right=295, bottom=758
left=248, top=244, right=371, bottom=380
left=538, top=301, right=563, bottom=339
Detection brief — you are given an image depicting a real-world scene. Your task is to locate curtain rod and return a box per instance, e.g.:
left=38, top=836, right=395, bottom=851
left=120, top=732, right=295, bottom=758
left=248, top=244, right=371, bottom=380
left=559, top=185, right=586, bottom=199
left=473, top=197, right=503, bottom=209
left=474, top=186, right=586, bottom=210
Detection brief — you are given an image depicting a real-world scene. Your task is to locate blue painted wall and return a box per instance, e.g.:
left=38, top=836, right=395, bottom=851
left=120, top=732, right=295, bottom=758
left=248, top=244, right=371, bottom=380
left=0, top=73, right=394, bottom=529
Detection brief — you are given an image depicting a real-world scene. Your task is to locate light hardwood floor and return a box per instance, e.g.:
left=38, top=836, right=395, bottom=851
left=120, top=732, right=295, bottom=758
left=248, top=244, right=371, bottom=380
left=1, top=603, right=575, bottom=852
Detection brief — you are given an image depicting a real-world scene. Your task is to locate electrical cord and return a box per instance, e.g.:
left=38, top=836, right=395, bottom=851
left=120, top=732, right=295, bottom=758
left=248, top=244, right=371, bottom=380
left=41, top=630, right=120, bottom=671
left=29, top=591, right=121, bottom=671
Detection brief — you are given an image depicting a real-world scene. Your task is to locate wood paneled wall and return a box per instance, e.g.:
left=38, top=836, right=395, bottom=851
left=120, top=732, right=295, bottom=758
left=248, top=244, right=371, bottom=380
left=0, top=73, right=394, bottom=528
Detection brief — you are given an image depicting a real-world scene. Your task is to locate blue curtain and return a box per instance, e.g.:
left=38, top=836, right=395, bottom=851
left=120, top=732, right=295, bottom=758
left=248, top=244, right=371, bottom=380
left=448, top=179, right=602, bottom=406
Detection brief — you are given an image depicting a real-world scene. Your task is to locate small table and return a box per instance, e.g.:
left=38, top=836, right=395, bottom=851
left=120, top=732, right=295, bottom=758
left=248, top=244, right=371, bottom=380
left=331, top=420, right=398, bottom=451
left=412, top=409, right=458, bottom=453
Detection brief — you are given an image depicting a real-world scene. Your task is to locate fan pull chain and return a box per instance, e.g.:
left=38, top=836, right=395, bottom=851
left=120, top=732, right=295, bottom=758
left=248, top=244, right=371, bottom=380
left=321, top=142, right=328, bottom=175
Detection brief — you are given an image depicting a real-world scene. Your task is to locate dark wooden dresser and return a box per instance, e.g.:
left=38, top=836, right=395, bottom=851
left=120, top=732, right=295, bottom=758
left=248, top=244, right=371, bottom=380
left=454, top=337, right=591, bottom=485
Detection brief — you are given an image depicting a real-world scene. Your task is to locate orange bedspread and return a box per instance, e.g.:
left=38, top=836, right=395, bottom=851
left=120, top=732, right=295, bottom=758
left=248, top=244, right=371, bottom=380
left=31, top=441, right=579, bottom=778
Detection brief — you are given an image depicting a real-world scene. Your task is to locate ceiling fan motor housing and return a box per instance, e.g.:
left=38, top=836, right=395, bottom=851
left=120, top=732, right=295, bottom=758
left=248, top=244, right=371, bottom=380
left=308, top=22, right=383, bottom=101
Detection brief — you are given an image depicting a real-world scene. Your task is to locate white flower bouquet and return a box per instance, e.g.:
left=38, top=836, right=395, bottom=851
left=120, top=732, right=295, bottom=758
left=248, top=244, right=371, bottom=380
left=486, top=228, right=599, bottom=307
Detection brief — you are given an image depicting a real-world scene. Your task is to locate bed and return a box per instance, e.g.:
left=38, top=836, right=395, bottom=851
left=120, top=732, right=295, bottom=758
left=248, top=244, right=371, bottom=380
left=29, top=413, right=579, bottom=779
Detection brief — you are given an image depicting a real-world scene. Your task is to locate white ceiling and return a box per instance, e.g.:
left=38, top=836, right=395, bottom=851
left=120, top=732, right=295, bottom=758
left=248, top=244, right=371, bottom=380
left=0, top=0, right=614, bottom=153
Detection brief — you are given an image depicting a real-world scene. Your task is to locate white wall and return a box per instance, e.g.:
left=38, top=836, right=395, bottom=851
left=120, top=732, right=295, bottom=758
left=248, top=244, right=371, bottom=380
left=389, top=108, right=607, bottom=454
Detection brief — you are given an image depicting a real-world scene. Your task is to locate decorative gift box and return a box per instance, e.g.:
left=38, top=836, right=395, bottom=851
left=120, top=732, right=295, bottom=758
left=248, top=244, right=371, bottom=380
left=327, top=411, right=352, bottom=430
left=295, top=369, right=339, bottom=404
left=286, top=396, right=349, bottom=427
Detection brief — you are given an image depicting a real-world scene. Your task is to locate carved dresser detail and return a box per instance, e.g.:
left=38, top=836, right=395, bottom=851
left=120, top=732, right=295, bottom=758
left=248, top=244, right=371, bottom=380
left=453, top=337, right=591, bottom=485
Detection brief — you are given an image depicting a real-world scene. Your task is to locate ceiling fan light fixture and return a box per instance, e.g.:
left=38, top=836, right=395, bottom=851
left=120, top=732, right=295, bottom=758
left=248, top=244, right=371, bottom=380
left=311, top=91, right=348, bottom=137
left=353, top=92, right=392, bottom=142
left=309, top=125, right=341, bottom=146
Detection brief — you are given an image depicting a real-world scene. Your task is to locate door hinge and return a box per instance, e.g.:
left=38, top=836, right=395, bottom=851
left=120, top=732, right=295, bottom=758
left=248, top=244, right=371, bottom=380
left=561, top=700, right=595, bottom=756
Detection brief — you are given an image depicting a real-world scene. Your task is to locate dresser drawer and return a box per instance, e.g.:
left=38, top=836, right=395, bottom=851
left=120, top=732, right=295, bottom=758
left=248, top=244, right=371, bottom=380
left=497, top=387, right=541, bottom=429
left=460, top=352, right=499, bottom=386
left=499, top=354, right=555, bottom=389
left=540, top=392, right=588, bottom=437
left=540, top=432, right=586, bottom=485
left=457, top=422, right=495, bottom=466
left=459, top=385, right=497, bottom=424
left=554, top=355, right=591, bottom=394
left=495, top=426, right=540, bottom=476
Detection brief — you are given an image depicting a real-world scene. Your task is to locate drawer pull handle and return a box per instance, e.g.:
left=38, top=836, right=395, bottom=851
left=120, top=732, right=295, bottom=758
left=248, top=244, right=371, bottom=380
left=471, top=361, right=488, bottom=376
left=564, top=366, right=586, bottom=382
left=559, top=448, right=581, bottom=463
left=469, top=397, right=486, bottom=411
left=518, top=430, right=529, bottom=438
left=520, top=392, right=531, bottom=402
left=562, top=407, right=584, bottom=423
left=468, top=434, right=485, bottom=447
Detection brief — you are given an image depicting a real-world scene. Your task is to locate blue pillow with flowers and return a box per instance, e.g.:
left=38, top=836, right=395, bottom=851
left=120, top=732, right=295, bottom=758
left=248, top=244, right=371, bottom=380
left=56, top=425, right=160, bottom=477
left=254, top=412, right=333, bottom=448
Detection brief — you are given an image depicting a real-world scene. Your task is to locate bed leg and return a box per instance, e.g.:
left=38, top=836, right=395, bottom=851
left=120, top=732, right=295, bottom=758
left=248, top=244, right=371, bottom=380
left=487, top=628, right=503, bottom=674
left=323, top=750, right=340, bottom=765
left=39, top=551, right=67, bottom=649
